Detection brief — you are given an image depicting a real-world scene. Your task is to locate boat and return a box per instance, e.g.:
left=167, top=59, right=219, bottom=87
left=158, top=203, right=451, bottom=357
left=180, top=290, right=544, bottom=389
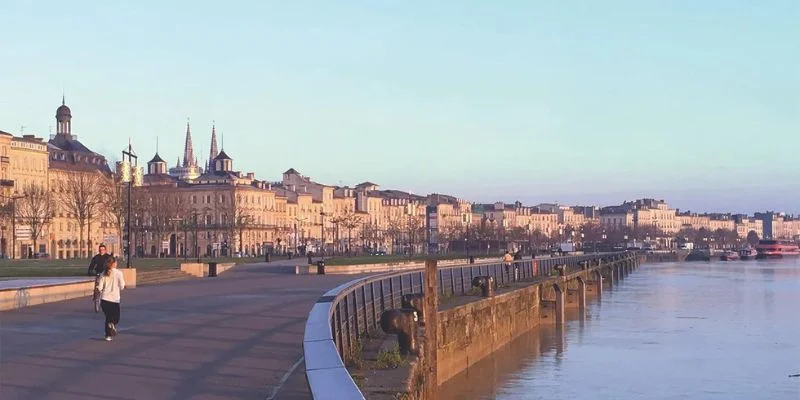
left=754, top=240, right=800, bottom=260
left=738, top=247, right=757, bottom=260
left=720, top=251, right=740, bottom=261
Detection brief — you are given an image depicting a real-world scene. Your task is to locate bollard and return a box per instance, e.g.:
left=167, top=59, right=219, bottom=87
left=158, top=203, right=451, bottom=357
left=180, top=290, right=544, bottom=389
left=316, top=260, right=325, bottom=275
left=471, top=276, right=495, bottom=297
left=401, top=293, right=425, bottom=325
left=308, top=254, right=313, bottom=265
left=208, top=262, right=218, bottom=277
left=380, top=308, right=419, bottom=355
left=265, top=252, right=271, bottom=263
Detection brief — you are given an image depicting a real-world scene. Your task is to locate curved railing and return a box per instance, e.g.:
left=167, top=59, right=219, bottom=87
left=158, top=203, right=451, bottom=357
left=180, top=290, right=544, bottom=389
left=303, top=252, right=629, bottom=400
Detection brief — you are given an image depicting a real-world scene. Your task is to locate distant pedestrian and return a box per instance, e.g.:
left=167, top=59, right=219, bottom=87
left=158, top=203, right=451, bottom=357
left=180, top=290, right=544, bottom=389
left=87, top=244, right=110, bottom=276
left=503, top=251, right=513, bottom=276
left=95, top=256, right=126, bottom=341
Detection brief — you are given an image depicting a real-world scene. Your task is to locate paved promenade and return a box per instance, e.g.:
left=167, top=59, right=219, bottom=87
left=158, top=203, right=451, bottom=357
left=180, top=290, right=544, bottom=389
left=0, top=260, right=360, bottom=400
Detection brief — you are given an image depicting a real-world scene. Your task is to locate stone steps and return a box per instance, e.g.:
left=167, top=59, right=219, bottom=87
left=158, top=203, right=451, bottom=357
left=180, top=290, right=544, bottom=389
left=137, top=269, right=196, bottom=286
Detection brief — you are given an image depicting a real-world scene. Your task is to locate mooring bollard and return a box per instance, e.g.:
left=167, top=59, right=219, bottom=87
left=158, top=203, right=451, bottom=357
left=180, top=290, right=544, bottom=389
left=380, top=308, right=419, bottom=355
left=401, top=293, right=425, bottom=325
left=316, top=260, right=325, bottom=275
left=471, top=275, right=495, bottom=297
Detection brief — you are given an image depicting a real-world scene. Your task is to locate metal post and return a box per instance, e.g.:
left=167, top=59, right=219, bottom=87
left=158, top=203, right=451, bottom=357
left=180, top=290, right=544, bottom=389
left=194, top=212, right=199, bottom=262
left=122, top=144, right=137, bottom=268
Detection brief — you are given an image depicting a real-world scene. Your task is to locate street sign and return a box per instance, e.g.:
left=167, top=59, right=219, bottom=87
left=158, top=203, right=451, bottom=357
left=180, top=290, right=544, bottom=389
left=103, top=234, right=119, bottom=244
left=15, top=226, right=31, bottom=240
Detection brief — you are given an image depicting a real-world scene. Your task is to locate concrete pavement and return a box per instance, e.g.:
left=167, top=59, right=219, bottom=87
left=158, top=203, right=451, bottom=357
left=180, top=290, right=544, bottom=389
left=0, top=259, right=362, bottom=400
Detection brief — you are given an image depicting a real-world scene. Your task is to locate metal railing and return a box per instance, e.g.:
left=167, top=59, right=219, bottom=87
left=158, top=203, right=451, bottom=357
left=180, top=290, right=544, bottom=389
left=303, top=252, right=631, bottom=400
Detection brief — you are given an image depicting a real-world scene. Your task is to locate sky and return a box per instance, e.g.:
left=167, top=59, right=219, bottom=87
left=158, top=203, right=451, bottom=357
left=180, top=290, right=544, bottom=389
left=1, top=1, right=798, bottom=214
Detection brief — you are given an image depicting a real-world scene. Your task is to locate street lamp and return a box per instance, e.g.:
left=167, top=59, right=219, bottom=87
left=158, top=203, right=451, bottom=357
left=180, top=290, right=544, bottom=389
left=0, top=194, right=26, bottom=260
left=320, top=211, right=328, bottom=258
left=193, top=212, right=199, bottom=262
left=122, top=143, right=138, bottom=268
left=169, top=217, right=181, bottom=260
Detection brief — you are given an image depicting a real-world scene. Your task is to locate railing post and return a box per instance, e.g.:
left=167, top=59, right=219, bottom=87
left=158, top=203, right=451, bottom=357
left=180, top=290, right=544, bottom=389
left=370, top=282, right=378, bottom=331
left=450, top=268, right=456, bottom=296
left=343, top=296, right=352, bottom=362
left=423, top=259, right=439, bottom=399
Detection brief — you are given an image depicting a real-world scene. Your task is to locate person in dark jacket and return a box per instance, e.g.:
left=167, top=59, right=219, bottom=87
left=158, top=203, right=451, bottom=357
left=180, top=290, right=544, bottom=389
left=87, top=244, right=110, bottom=276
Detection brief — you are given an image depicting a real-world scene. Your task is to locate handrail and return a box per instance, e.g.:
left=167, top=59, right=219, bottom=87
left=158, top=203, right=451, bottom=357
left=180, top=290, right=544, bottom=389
left=302, top=252, right=634, bottom=399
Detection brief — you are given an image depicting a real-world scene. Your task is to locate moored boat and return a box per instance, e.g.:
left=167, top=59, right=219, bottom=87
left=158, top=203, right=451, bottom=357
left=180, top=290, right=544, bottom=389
left=754, top=240, right=800, bottom=260
left=738, top=247, right=757, bottom=260
left=720, top=251, right=740, bottom=261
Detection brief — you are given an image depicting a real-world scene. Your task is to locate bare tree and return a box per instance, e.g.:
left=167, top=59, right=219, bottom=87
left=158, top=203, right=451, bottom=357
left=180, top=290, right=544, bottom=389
left=16, top=184, right=54, bottom=257
left=58, top=172, right=104, bottom=258
left=340, top=211, right=363, bottom=255
left=385, top=217, right=404, bottom=254
left=232, top=193, right=255, bottom=254
left=103, top=181, right=128, bottom=254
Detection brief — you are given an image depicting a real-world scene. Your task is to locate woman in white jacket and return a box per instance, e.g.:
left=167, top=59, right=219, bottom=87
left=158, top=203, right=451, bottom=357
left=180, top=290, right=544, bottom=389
left=95, top=257, right=126, bottom=341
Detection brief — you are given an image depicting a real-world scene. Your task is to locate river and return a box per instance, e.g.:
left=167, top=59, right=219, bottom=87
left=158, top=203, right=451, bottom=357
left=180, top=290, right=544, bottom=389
left=438, top=259, right=800, bottom=399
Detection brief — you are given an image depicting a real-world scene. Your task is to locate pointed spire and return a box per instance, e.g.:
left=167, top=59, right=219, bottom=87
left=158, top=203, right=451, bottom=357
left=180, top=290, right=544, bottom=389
left=61, top=93, right=65, bottom=105
left=182, top=118, right=195, bottom=167
left=208, top=121, right=219, bottom=172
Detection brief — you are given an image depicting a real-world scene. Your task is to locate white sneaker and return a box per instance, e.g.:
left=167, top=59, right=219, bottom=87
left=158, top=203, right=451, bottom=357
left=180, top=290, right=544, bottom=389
left=104, top=336, right=112, bottom=341
left=107, top=322, right=117, bottom=337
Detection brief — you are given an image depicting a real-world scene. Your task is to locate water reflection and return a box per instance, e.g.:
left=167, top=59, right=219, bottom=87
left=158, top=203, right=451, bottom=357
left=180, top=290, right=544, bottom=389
left=439, top=259, right=800, bottom=400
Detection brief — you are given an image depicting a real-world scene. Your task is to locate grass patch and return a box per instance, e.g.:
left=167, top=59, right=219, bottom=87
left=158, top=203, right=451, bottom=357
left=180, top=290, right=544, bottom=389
left=376, top=343, right=406, bottom=369
left=0, top=256, right=270, bottom=278
left=346, top=338, right=364, bottom=369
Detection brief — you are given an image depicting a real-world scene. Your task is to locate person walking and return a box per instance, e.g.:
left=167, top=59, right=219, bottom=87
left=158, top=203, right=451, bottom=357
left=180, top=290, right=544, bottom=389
left=503, top=250, right=514, bottom=279
left=95, top=256, right=126, bottom=341
left=87, top=244, right=110, bottom=276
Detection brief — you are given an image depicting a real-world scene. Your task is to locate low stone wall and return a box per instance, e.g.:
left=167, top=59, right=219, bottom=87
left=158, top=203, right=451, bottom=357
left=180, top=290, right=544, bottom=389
left=180, top=262, right=236, bottom=277
left=0, top=278, right=94, bottom=311
left=121, top=268, right=137, bottom=288
left=0, top=269, right=138, bottom=311
left=436, top=283, right=542, bottom=385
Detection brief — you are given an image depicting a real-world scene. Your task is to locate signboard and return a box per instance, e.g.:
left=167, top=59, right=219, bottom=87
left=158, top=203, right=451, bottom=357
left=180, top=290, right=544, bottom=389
left=103, top=234, right=119, bottom=244
left=15, top=226, right=31, bottom=240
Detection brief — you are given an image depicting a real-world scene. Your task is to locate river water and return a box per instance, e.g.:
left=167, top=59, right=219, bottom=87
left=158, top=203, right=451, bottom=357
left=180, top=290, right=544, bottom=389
left=439, top=259, right=800, bottom=399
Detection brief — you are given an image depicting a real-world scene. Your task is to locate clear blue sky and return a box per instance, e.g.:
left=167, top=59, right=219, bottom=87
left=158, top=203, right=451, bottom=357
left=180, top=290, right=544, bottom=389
left=2, top=1, right=798, bottom=214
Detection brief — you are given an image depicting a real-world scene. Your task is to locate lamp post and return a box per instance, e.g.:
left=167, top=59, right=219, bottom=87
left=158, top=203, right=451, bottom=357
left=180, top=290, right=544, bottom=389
left=122, top=143, right=137, bottom=268
left=0, top=194, right=26, bottom=260
left=193, top=212, right=199, bottom=262
left=320, top=211, right=328, bottom=258
left=169, top=217, right=181, bottom=260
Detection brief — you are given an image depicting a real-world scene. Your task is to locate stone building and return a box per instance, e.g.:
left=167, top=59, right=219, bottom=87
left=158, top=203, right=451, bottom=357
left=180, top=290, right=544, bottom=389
left=48, top=98, right=116, bottom=259
left=136, top=128, right=286, bottom=258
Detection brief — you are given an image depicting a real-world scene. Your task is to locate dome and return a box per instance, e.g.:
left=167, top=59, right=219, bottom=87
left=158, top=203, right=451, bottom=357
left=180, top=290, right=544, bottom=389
left=148, top=153, right=166, bottom=164
left=214, top=150, right=232, bottom=160
left=56, top=104, right=72, bottom=119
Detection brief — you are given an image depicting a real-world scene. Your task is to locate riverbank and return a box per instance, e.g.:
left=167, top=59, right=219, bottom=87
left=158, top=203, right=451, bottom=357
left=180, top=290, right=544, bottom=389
left=354, top=254, right=640, bottom=399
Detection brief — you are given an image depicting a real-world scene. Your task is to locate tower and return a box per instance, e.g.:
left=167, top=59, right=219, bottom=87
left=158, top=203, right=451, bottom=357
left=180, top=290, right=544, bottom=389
left=55, top=95, right=72, bottom=139
left=182, top=120, right=195, bottom=167
left=208, top=122, right=219, bottom=172
left=147, top=153, right=167, bottom=175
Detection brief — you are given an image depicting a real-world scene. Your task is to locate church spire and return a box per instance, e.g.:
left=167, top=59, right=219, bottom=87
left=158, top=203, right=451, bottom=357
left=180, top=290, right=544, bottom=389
left=182, top=118, right=195, bottom=167
left=208, top=121, right=219, bottom=172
